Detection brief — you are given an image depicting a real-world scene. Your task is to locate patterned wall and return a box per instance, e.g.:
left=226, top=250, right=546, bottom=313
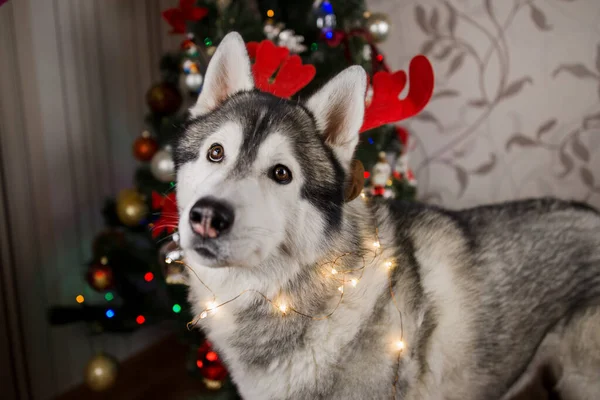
left=368, top=0, right=600, bottom=209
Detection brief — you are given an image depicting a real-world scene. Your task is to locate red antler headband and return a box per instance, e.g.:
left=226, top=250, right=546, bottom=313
left=246, top=40, right=317, bottom=98
left=245, top=40, right=434, bottom=133
left=360, top=56, right=434, bottom=133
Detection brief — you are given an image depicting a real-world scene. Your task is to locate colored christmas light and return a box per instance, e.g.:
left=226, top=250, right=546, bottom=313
left=136, top=315, right=146, bottom=325
left=206, top=351, right=218, bottom=362
left=172, top=304, right=182, bottom=313
left=144, top=272, right=154, bottom=282
left=267, top=9, right=274, bottom=18
left=106, top=309, right=115, bottom=318
left=321, top=1, right=334, bottom=14
left=76, top=295, right=85, bottom=304
left=104, top=292, right=114, bottom=301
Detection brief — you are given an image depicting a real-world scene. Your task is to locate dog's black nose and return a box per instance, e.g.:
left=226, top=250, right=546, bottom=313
left=189, top=197, right=234, bottom=238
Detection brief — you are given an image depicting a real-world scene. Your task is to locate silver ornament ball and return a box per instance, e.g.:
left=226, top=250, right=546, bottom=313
left=366, top=12, right=391, bottom=43
left=151, top=148, right=176, bottom=182
left=185, top=73, right=203, bottom=92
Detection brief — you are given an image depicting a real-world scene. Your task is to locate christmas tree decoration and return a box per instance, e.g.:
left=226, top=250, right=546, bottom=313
left=159, top=240, right=186, bottom=285
left=365, top=12, right=391, bottom=43
left=151, top=191, right=179, bottom=238
left=182, top=60, right=204, bottom=93
left=181, top=36, right=200, bottom=57
left=116, top=189, right=148, bottom=227
left=132, top=131, right=159, bottom=162
left=263, top=21, right=307, bottom=54
left=313, top=0, right=337, bottom=37
left=370, top=152, right=392, bottom=197
left=161, top=0, right=209, bottom=35
left=150, top=147, right=176, bottom=183
left=84, top=353, right=118, bottom=392
left=197, top=340, right=228, bottom=390
left=87, top=262, right=115, bottom=292
left=206, top=46, right=216, bottom=56
left=146, top=82, right=183, bottom=115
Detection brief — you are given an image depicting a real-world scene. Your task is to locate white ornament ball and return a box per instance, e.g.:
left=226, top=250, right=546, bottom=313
left=185, top=73, right=203, bottom=93
left=151, top=148, right=176, bottom=182
left=366, top=12, right=391, bottom=43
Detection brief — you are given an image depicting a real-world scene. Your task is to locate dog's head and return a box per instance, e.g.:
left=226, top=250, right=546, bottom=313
left=175, top=32, right=366, bottom=270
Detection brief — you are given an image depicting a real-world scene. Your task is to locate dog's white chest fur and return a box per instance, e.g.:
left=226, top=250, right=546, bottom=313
left=187, top=234, right=411, bottom=399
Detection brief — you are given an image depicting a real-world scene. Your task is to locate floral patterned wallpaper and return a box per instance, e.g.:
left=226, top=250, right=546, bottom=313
left=367, top=0, right=600, bottom=209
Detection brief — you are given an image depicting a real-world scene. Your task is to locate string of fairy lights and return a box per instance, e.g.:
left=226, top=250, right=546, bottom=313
left=169, top=190, right=407, bottom=396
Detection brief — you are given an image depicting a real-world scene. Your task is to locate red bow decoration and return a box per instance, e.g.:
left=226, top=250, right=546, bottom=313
left=395, top=126, right=410, bottom=147
left=162, top=0, right=208, bottom=34
left=246, top=40, right=316, bottom=98
left=360, top=55, right=434, bottom=133
left=151, top=192, right=178, bottom=238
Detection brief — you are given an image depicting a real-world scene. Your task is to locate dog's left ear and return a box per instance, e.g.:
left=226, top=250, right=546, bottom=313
left=306, top=66, right=367, bottom=168
left=190, top=32, right=254, bottom=117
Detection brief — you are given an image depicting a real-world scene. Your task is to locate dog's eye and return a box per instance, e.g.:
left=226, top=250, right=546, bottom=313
left=207, top=143, right=224, bottom=163
left=271, top=165, right=292, bottom=184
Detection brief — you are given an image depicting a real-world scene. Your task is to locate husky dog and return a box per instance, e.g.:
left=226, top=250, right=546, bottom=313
left=174, top=32, right=600, bottom=399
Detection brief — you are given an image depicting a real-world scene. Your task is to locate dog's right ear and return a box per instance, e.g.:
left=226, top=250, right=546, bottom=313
left=306, top=66, right=367, bottom=168
left=190, top=32, right=254, bottom=117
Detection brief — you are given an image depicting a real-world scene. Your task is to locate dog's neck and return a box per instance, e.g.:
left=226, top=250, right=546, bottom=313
left=185, top=199, right=400, bottom=397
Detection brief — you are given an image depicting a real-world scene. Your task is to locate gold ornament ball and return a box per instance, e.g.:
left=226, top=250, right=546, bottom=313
left=366, top=12, right=391, bottom=43
left=116, top=189, right=148, bottom=226
left=84, top=353, right=118, bottom=392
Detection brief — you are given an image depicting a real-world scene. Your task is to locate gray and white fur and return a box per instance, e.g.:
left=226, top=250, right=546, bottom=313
left=174, top=32, right=600, bottom=399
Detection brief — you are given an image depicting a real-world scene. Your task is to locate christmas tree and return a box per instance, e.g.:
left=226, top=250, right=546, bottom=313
left=48, top=0, right=431, bottom=397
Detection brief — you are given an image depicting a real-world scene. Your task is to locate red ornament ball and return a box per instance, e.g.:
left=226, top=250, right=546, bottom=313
left=197, top=340, right=228, bottom=390
left=87, top=262, right=115, bottom=292
left=133, top=132, right=159, bottom=161
left=146, top=82, right=183, bottom=116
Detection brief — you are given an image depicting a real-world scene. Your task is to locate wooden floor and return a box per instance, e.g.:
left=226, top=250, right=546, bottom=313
left=55, top=334, right=227, bottom=400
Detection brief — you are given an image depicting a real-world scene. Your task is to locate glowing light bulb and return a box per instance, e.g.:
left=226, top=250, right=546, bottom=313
left=331, top=268, right=338, bottom=275
left=165, top=257, right=172, bottom=264
left=278, top=304, right=288, bottom=314
left=338, top=286, right=344, bottom=293
left=136, top=315, right=146, bottom=325
left=373, top=241, right=381, bottom=248
left=395, top=340, right=405, bottom=351
left=200, top=311, right=208, bottom=319
left=360, top=191, right=366, bottom=199
left=172, top=304, right=182, bottom=313
left=351, top=279, right=358, bottom=287
left=76, top=295, right=85, bottom=304
left=207, top=301, right=218, bottom=314
left=267, top=9, right=274, bottom=17
left=385, top=261, right=393, bottom=269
